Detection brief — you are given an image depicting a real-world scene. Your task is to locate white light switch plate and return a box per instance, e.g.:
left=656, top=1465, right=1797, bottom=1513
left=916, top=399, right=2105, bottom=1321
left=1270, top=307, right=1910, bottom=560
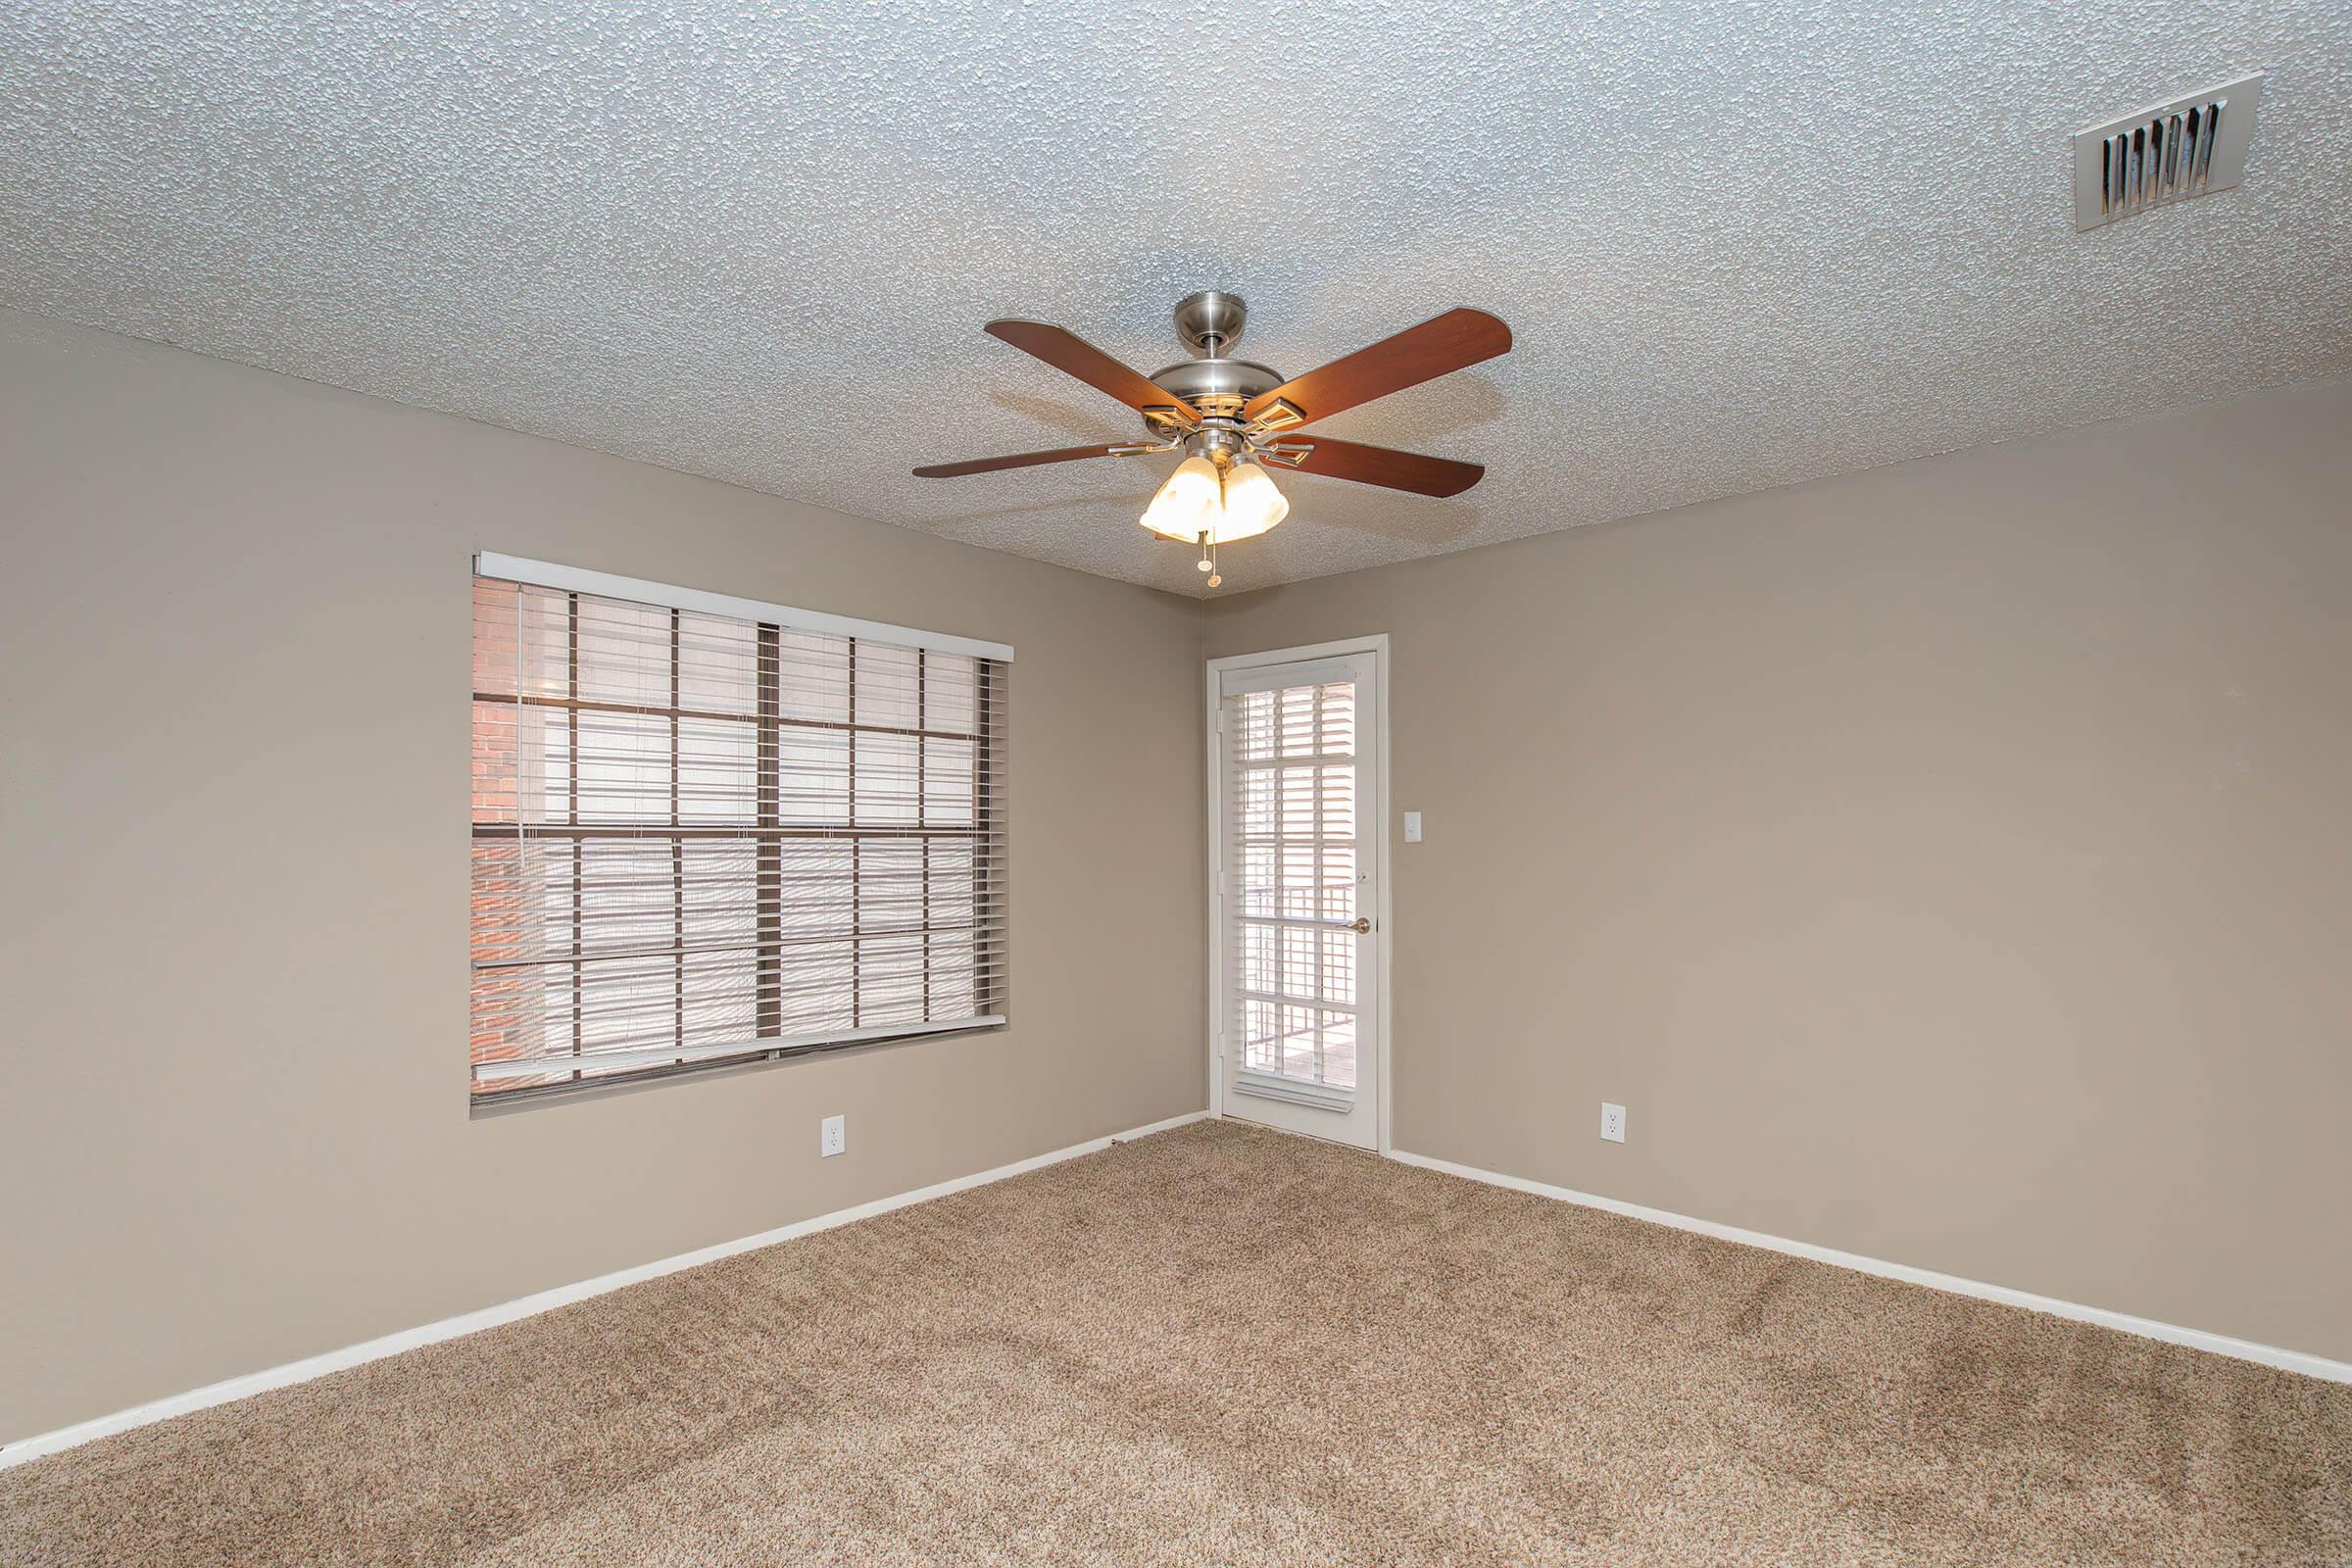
left=819, top=1114, right=846, bottom=1157
left=1599, top=1102, right=1626, bottom=1144
left=1403, top=810, right=1423, bottom=843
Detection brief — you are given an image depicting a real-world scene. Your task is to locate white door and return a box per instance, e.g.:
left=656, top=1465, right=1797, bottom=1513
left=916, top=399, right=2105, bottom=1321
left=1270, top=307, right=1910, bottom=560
left=1210, top=646, right=1383, bottom=1150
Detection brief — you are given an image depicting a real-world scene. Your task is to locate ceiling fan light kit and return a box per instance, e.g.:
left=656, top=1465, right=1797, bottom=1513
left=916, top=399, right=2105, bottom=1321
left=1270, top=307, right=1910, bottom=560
left=914, top=291, right=1512, bottom=590
left=1140, top=453, right=1289, bottom=545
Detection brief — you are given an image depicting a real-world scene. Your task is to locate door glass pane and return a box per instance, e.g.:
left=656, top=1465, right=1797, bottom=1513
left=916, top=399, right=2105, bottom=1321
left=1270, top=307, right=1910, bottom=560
left=1228, top=677, right=1358, bottom=1092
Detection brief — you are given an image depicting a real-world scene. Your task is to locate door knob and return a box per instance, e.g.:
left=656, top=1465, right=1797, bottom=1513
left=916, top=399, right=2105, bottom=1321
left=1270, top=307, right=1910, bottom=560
left=1347, top=916, right=1372, bottom=934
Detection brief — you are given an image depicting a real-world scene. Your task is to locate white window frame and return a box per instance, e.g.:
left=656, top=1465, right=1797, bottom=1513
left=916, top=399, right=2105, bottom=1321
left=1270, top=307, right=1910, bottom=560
left=474, top=555, right=1015, bottom=663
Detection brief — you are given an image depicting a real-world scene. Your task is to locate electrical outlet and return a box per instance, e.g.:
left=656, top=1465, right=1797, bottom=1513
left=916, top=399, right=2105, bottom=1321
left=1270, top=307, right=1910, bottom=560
left=819, top=1114, right=846, bottom=1158
left=1599, top=1102, right=1626, bottom=1144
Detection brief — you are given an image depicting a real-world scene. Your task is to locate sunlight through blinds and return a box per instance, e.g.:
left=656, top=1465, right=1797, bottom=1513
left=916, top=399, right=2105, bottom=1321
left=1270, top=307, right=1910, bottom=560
left=469, top=561, right=1008, bottom=1099
left=1224, top=673, right=1359, bottom=1098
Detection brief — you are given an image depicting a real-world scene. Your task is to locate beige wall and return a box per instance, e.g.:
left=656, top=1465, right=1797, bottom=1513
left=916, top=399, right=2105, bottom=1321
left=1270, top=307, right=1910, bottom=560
left=1210, top=376, right=2352, bottom=1364
left=0, top=311, right=1206, bottom=1440
left=6, top=303, right=2346, bottom=1446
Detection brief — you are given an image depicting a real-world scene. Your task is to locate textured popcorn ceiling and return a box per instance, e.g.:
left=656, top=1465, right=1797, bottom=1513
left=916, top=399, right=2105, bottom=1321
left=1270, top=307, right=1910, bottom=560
left=4, top=4, right=2350, bottom=597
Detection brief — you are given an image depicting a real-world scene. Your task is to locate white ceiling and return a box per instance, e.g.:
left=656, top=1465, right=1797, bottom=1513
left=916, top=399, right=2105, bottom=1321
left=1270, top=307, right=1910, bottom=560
left=4, top=4, right=2349, bottom=597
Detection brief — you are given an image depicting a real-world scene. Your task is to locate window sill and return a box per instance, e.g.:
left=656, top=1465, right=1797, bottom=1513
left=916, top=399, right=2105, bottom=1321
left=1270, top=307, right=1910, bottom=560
left=468, top=1017, right=1009, bottom=1117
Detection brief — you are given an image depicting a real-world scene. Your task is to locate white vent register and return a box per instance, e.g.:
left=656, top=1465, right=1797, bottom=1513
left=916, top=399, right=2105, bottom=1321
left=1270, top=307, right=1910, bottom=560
left=2074, top=74, right=2263, bottom=230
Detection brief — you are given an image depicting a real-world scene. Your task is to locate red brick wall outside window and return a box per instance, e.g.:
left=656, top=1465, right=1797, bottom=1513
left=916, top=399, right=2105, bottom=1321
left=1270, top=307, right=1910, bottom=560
left=468, top=577, right=1003, bottom=1100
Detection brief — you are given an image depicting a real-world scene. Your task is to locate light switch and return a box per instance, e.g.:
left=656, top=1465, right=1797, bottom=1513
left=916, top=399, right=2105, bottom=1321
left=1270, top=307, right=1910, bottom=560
left=1402, top=810, right=1423, bottom=844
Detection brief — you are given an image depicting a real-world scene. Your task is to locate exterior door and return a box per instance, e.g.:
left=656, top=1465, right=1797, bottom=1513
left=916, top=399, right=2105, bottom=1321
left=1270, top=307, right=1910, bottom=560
left=1210, top=647, right=1383, bottom=1150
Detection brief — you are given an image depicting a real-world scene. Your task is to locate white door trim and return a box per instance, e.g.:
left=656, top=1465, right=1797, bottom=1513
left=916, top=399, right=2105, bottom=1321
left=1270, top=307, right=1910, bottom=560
left=1205, top=635, right=1394, bottom=1155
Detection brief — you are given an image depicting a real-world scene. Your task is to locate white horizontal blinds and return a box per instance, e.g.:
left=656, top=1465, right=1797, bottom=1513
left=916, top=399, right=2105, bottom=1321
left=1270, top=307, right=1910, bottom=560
left=1226, top=674, right=1359, bottom=1096
left=470, top=575, right=1006, bottom=1097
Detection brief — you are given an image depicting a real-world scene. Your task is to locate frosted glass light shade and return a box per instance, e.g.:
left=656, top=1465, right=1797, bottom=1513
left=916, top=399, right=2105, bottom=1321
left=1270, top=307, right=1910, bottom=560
left=1139, top=455, right=1221, bottom=541
left=1139, top=457, right=1291, bottom=545
left=1212, top=460, right=1289, bottom=543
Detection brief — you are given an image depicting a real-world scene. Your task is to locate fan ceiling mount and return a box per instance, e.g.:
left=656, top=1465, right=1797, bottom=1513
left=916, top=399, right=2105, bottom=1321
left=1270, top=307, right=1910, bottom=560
left=914, top=292, right=1511, bottom=588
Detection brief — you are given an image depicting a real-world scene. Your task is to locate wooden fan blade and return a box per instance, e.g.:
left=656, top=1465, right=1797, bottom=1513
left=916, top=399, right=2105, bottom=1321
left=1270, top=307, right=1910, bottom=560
left=911, top=443, right=1127, bottom=478
left=984, top=320, right=1199, bottom=428
left=1244, top=308, right=1510, bottom=428
left=1262, top=434, right=1484, bottom=498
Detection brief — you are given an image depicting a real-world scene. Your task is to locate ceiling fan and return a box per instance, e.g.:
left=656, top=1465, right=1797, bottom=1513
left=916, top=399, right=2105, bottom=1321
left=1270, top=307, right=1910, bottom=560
left=913, top=292, right=1511, bottom=586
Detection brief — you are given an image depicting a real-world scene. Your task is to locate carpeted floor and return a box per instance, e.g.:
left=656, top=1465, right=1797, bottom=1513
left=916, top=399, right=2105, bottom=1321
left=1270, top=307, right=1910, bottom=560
left=4, top=1120, right=2348, bottom=1566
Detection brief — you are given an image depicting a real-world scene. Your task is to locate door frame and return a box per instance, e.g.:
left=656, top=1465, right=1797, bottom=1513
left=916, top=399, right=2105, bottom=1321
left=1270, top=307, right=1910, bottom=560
left=1204, top=634, right=1393, bottom=1154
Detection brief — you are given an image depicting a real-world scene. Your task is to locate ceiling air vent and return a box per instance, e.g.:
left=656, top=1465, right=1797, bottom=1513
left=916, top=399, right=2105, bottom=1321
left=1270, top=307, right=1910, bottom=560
left=2073, top=73, right=2263, bottom=231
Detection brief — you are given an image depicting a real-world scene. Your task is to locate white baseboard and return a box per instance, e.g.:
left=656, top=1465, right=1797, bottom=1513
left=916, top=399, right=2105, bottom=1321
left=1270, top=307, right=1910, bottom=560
left=0, top=1109, right=1211, bottom=1470
left=1386, top=1148, right=2352, bottom=1387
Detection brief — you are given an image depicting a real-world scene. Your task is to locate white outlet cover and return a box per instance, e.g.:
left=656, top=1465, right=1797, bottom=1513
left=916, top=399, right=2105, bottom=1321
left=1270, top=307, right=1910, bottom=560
left=820, top=1114, right=846, bottom=1157
left=1600, top=1102, right=1626, bottom=1144
left=1403, top=810, right=1423, bottom=844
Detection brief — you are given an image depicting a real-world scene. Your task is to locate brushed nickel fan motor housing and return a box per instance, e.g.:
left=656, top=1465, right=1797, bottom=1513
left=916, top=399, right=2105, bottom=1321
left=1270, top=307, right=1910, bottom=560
left=1148, top=355, right=1284, bottom=410
left=1145, top=291, right=1286, bottom=428
left=1138, top=290, right=1289, bottom=425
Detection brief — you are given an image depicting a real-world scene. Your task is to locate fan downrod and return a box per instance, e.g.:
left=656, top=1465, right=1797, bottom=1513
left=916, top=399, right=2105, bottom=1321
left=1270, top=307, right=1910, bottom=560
left=1152, top=292, right=1283, bottom=424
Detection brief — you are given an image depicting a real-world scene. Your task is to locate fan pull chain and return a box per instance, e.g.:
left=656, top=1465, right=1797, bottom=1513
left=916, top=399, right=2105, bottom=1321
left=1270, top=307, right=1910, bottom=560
left=1196, top=469, right=1227, bottom=590
left=1195, top=529, right=1221, bottom=588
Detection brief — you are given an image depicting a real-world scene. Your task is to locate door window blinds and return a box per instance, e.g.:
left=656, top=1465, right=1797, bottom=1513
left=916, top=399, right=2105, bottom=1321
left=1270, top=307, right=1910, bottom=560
left=1223, top=670, right=1360, bottom=1098
left=469, top=557, right=1009, bottom=1100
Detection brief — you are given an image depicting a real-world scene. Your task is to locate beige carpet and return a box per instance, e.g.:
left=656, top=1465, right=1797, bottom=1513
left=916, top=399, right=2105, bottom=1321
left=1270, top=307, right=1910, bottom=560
left=4, top=1120, right=2347, bottom=1566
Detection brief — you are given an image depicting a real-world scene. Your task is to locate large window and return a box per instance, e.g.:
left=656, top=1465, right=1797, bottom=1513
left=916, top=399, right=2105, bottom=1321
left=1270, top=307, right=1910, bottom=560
left=468, top=557, right=1008, bottom=1101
